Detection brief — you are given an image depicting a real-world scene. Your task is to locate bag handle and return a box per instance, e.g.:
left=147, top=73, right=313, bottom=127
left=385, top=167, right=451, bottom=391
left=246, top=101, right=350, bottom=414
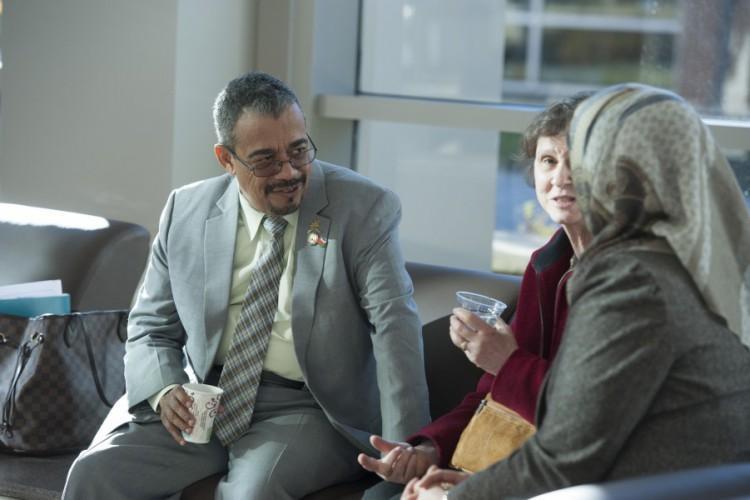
left=2, top=332, right=45, bottom=437
left=116, top=313, right=128, bottom=343
left=66, top=313, right=125, bottom=408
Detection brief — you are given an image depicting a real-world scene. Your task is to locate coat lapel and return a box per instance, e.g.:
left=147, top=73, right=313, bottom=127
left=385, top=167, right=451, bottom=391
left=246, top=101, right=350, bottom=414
left=202, top=179, right=239, bottom=372
left=293, top=162, right=330, bottom=372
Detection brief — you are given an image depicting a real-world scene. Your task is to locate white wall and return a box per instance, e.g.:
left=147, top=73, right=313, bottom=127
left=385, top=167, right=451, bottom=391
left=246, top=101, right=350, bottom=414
left=0, top=0, right=256, bottom=237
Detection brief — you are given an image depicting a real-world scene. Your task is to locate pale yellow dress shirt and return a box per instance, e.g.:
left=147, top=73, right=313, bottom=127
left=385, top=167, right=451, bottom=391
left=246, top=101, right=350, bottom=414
left=217, top=189, right=302, bottom=380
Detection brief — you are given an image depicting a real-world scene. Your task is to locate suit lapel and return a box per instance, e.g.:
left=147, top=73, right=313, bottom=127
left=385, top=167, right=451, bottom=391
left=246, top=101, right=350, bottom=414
left=293, top=162, right=330, bottom=371
left=203, top=179, right=239, bottom=367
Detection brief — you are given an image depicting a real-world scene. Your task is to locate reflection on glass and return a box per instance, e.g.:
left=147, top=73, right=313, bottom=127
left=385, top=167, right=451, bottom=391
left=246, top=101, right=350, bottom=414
left=727, top=150, right=750, bottom=207
left=357, top=0, right=750, bottom=272
left=507, top=0, right=529, bottom=11
left=357, top=121, right=503, bottom=271
left=359, top=0, right=505, bottom=102
left=544, top=0, right=679, bottom=18
left=504, top=25, right=527, bottom=81
left=360, top=0, right=750, bottom=119
left=541, top=30, right=674, bottom=86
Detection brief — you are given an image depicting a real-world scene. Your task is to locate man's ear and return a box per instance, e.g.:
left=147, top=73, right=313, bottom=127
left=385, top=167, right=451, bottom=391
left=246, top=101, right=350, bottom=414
left=214, top=144, right=235, bottom=174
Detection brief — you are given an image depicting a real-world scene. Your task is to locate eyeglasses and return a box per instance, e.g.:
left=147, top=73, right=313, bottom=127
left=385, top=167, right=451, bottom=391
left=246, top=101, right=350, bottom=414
left=225, top=136, right=318, bottom=178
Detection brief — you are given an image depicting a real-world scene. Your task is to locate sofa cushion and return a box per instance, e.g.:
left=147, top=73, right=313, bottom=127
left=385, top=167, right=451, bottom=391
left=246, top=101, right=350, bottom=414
left=0, top=453, right=76, bottom=500
left=0, top=204, right=150, bottom=500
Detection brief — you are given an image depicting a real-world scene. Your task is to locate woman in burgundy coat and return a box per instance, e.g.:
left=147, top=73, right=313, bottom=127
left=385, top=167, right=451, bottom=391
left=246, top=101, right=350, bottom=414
left=359, top=93, right=593, bottom=489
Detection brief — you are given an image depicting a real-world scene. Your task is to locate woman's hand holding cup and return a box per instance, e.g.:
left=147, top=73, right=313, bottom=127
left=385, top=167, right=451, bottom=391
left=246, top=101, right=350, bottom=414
left=452, top=292, right=517, bottom=375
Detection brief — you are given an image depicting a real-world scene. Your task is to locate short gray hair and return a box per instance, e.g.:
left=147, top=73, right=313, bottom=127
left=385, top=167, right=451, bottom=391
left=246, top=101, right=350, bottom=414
left=212, top=71, right=301, bottom=147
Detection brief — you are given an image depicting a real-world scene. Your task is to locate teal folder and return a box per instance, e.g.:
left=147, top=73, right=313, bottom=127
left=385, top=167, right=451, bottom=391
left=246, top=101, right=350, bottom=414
left=0, top=294, right=71, bottom=317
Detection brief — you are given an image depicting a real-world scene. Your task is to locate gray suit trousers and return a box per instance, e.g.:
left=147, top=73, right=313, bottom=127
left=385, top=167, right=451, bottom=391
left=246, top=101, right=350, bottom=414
left=63, top=381, right=364, bottom=500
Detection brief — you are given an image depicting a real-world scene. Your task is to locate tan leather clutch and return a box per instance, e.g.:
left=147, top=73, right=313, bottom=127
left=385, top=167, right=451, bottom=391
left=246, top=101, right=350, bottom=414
left=450, top=394, right=536, bottom=473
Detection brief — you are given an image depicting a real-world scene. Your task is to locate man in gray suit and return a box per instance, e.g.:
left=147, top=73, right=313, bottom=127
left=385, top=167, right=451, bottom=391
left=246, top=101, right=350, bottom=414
left=63, top=71, right=430, bottom=499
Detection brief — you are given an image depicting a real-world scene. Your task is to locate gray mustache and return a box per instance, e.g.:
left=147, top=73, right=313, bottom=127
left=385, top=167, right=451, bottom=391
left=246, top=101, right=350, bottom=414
left=265, top=176, right=306, bottom=194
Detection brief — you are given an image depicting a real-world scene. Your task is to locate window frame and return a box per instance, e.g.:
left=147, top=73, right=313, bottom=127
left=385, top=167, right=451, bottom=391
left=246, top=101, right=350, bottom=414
left=316, top=93, right=750, bottom=151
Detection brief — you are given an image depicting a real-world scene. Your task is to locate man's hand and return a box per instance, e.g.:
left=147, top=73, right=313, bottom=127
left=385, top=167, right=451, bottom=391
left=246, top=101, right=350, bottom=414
left=402, top=465, right=470, bottom=499
left=358, top=435, right=439, bottom=484
left=450, top=308, right=518, bottom=375
left=159, top=386, right=195, bottom=445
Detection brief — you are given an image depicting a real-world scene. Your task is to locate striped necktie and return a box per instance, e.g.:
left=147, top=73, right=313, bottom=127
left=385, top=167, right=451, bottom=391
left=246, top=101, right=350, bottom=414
left=214, top=215, right=288, bottom=445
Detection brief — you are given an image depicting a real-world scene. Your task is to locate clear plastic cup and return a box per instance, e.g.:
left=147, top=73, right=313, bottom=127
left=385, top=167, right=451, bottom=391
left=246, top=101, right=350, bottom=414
left=455, top=291, right=507, bottom=326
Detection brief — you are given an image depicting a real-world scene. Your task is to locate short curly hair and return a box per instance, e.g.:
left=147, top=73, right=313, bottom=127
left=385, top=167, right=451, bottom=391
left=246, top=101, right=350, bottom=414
left=519, top=91, right=593, bottom=185
left=213, top=71, right=301, bottom=148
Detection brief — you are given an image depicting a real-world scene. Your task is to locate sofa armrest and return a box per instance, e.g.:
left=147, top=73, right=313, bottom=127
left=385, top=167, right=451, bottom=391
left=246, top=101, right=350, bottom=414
left=0, top=203, right=150, bottom=310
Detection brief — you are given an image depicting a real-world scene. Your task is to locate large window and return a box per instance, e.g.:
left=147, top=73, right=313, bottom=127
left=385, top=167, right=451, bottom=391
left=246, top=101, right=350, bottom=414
left=349, top=0, right=750, bottom=273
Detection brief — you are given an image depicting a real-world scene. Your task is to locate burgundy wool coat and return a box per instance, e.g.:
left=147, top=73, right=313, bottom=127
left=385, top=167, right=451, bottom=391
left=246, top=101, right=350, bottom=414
left=409, top=228, right=575, bottom=466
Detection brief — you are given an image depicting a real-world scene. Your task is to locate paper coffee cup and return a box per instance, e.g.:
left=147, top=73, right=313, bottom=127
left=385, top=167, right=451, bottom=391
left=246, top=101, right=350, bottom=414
left=181, top=383, right=223, bottom=444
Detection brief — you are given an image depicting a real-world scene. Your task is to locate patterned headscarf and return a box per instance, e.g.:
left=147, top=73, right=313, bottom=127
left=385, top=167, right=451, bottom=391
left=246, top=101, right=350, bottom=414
left=569, top=83, right=750, bottom=347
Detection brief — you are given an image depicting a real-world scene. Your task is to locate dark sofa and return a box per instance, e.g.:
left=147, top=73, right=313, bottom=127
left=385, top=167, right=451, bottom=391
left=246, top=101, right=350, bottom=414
left=0, top=203, right=150, bottom=500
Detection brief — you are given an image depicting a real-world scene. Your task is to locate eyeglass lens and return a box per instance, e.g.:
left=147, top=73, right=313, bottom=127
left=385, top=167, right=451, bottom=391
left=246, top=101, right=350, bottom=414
left=251, top=147, right=316, bottom=177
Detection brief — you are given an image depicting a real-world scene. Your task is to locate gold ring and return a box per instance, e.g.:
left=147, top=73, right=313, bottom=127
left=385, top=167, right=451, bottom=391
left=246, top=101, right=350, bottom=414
left=461, top=340, right=469, bottom=351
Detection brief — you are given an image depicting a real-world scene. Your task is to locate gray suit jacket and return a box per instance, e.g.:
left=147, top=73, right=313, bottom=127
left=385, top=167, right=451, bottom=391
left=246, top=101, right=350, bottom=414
left=449, top=242, right=750, bottom=499
left=121, top=161, right=430, bottom=449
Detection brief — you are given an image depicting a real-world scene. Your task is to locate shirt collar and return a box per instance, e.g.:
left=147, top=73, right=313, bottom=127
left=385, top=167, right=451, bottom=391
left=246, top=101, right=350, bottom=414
left=237, top=183, right=298, bottom=240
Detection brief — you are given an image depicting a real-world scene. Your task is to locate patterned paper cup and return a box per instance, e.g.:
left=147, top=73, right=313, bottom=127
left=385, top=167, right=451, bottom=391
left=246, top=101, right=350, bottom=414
left=181, top=383, right=223, bottom=444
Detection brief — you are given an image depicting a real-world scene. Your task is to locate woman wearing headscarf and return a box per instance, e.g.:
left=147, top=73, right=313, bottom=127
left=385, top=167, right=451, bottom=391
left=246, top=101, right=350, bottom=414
left=403, top=83, right=750, bottom=500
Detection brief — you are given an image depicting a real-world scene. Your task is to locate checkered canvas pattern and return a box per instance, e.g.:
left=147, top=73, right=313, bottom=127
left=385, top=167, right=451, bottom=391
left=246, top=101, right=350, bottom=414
left=0, top=311, right=128, bottom=453
left=215, top=215, right=287, bottom=445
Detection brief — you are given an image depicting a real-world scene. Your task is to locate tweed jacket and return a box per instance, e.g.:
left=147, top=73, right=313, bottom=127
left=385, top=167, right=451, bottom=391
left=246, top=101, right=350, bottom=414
left=410, top=228, right=574, bottom=465
left=449, top=243, right=750, bottom=499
